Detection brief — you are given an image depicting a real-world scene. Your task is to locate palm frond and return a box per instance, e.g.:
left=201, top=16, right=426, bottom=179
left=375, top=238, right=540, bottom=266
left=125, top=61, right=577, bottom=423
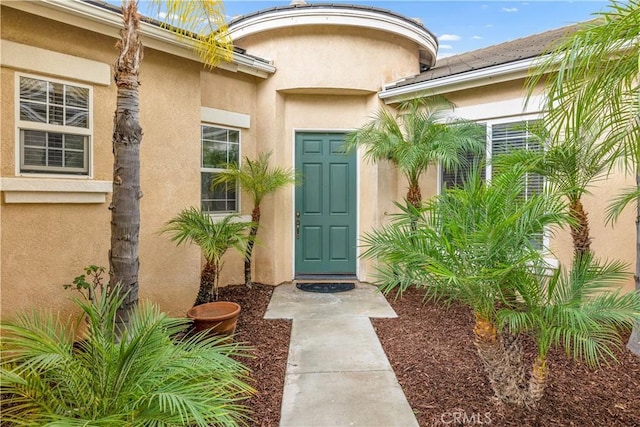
left=345, top=96, right=484, bottom=201
left=527, top=1, right=640, bottom=172
left=606, top=185, right=640, bottom=223
left=361, top=164, right=568, bottom=322
left=161, top=208, right=251, bottom=265
left=148, top=0, right=234, bottom=68
left=1, top=286, right=254, bottom=425
left=501, top=252, right=639, bottom=367
left=211, top=151, right=298, bottom=207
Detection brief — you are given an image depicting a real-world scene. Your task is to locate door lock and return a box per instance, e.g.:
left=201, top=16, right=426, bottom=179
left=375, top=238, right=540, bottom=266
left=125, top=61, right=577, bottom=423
left=296, top=211, right=301, bottom=239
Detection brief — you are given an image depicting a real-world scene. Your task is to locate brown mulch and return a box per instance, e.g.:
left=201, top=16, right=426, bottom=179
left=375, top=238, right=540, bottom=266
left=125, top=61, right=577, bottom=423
left=227, top=283, right=640, bottom=427
left=218, top=284, right=291, bottom=427
left=371, top=287, right=640, bottom=427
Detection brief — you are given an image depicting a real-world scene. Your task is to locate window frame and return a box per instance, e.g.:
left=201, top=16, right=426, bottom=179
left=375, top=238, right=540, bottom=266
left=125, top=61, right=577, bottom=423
left=200, top=123, right=241, bottom=214
left=15, top=73, right=93, bottom=177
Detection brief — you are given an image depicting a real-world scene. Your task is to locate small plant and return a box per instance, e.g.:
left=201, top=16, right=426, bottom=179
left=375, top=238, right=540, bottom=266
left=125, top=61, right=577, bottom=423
left=344, top=96, right=484, bottom=208
left=1, top=280, right=255, bottom=425
left=211, top=151, right=298, bottom=287
left=162, top=208, right=252, bottom=305
left=63, top=264, right=108, bottom=303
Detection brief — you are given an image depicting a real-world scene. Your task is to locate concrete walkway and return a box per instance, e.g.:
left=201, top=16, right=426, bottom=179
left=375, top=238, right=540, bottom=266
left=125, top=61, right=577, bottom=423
left=265, top=282, right=419, bottom=427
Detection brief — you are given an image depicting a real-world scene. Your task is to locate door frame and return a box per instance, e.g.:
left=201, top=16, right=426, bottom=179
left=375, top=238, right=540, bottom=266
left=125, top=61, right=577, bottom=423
left=291, top=129, right=360, bottom=280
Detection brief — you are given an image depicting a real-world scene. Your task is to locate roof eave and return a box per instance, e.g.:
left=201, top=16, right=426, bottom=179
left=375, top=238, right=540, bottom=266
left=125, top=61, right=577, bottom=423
left=228, top=6, right=438, bottom=68
left=4, top=0, right=276, bottom=78
left=379, top=56, right=548, bottom=103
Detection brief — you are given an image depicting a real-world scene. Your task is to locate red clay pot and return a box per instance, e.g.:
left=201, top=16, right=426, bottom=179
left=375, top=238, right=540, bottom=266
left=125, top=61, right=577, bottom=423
left=186, top=301, right=241, bottom=336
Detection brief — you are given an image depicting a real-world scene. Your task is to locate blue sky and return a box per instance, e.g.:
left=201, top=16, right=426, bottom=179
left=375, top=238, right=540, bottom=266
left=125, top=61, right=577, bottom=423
left=131, top=0, right=609, bottom=57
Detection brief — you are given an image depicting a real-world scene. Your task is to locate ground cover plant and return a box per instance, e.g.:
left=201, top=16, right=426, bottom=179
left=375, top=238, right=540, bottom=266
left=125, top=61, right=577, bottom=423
left=0, top=284, right=253, bottom=426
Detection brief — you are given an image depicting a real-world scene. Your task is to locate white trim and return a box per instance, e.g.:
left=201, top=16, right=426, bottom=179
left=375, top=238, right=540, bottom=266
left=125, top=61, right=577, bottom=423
left=200, top=124, right=242, bottom=214
left=15, top=73, right=94, bottom=177
left=201, top=107, right=251, bottom=129
left=228, top=7, right=437, bottom=67
left=208, top=213, right=252, bottom=224
left=0, top=178, right=111, bottom=203
left=1, top=41, right=110, bottom=86
left=380, top=57, right=547, bottom=103
left=4, top=0, right=275, bottom=79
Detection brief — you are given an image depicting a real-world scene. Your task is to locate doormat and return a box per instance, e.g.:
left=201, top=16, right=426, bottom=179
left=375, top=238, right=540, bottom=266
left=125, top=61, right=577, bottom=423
left=296, top=282, right=356, bottom=293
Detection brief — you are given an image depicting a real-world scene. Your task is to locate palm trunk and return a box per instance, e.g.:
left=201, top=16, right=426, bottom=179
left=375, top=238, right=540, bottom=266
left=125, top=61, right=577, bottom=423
left=628, top=171, right=640, bottom=356
left=569, top=198, right=592, bottom=256
left=244, top=205, right=260, bottom=288
left=473, top=315, right=527, bottom=405
left=406, top=182, right=422, bottom=209
left=195, top=262, right=217, bottom=306
left=526, top=356, right=549, bottom=406
left=109, top=1, right=143, bottom=333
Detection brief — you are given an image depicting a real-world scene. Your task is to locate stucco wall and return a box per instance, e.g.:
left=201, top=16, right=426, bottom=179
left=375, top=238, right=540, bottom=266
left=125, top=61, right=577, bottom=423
left=235, top=26, right=421, bottom=94
left=1, top=7, right=116, bottom=319
left=235, top=24, right=423, bottom=284
left=0, top=6, right=259, bottom=319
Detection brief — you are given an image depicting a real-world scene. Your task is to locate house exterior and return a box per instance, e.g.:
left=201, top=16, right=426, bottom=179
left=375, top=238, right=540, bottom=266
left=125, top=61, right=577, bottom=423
left=0, top=0, right=634, bottom=320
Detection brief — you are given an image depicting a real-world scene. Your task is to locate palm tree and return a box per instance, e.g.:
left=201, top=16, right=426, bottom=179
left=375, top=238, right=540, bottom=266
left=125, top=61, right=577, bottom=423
left=1, top=283, right=254, bottom=425
left=495, top=122, right=618, bottom=256
left=211, top=151, right=297, bottom=287
left=110, top=1, right=232, bottom=329
left=361, top=165, right=569, bottom=405
left=500, top=253, right=640, bottom=405
left=344, top=96, right=484, bottom=208
left=527, top=0, right=640, bottom=354
left=162, top=209, right=251, bottom=305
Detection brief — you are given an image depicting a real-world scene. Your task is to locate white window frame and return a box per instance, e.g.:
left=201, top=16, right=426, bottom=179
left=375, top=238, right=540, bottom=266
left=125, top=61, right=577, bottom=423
left=200, top=123, right=241, bottom=214
left=15, top=73, right=93, bottom=177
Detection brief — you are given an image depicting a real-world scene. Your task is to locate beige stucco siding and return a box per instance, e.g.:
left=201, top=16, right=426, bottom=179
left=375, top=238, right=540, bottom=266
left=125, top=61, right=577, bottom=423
left=235, top=24, right=423, bottom=284
left=236, top=26, right=421, bottom=94
left=1, top=7, right=117, bottom=319
left=0, top=6, right=260, bottom=319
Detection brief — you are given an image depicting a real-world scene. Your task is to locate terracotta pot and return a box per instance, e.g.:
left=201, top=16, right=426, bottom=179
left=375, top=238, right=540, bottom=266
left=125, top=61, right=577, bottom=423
left=186, top=301, right=241, bottom=337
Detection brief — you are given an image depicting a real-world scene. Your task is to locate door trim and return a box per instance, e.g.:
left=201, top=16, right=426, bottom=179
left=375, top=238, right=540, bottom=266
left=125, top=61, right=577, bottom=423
left=291, top=129, right=359, bottom=280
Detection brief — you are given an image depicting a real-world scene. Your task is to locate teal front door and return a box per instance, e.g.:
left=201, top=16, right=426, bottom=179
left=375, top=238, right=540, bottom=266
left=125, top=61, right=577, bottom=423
left=295, top=133, right=357, bottom=277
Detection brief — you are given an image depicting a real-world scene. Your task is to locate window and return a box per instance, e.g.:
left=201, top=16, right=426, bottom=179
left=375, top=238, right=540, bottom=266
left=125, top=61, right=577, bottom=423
left=490, top=121, right=543, bottom=198
left=17, top=75, right=91, bottom=175
left=441, top=120, right=542, bottom=192
left=440, top=120, right=544, bottom=246
left=441, top=125, right=486, bottom=190
left=201, top=125, right=239, bottom=213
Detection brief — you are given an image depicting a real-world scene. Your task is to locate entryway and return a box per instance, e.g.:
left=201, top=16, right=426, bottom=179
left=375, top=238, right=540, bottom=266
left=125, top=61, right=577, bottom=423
left=294, top=132, right=357, bottom=278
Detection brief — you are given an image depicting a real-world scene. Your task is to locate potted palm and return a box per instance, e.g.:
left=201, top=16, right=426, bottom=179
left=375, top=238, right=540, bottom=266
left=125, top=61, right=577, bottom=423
left=162, top=207, right=252, bottom=335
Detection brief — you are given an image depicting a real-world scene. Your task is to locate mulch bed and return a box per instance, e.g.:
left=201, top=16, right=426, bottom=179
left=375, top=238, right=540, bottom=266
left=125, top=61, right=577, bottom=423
left=218, top=284, right=291, bottom=427
left=230, top=283, right=640, bottom=427
left=371, top=287, right=640, bottom=427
